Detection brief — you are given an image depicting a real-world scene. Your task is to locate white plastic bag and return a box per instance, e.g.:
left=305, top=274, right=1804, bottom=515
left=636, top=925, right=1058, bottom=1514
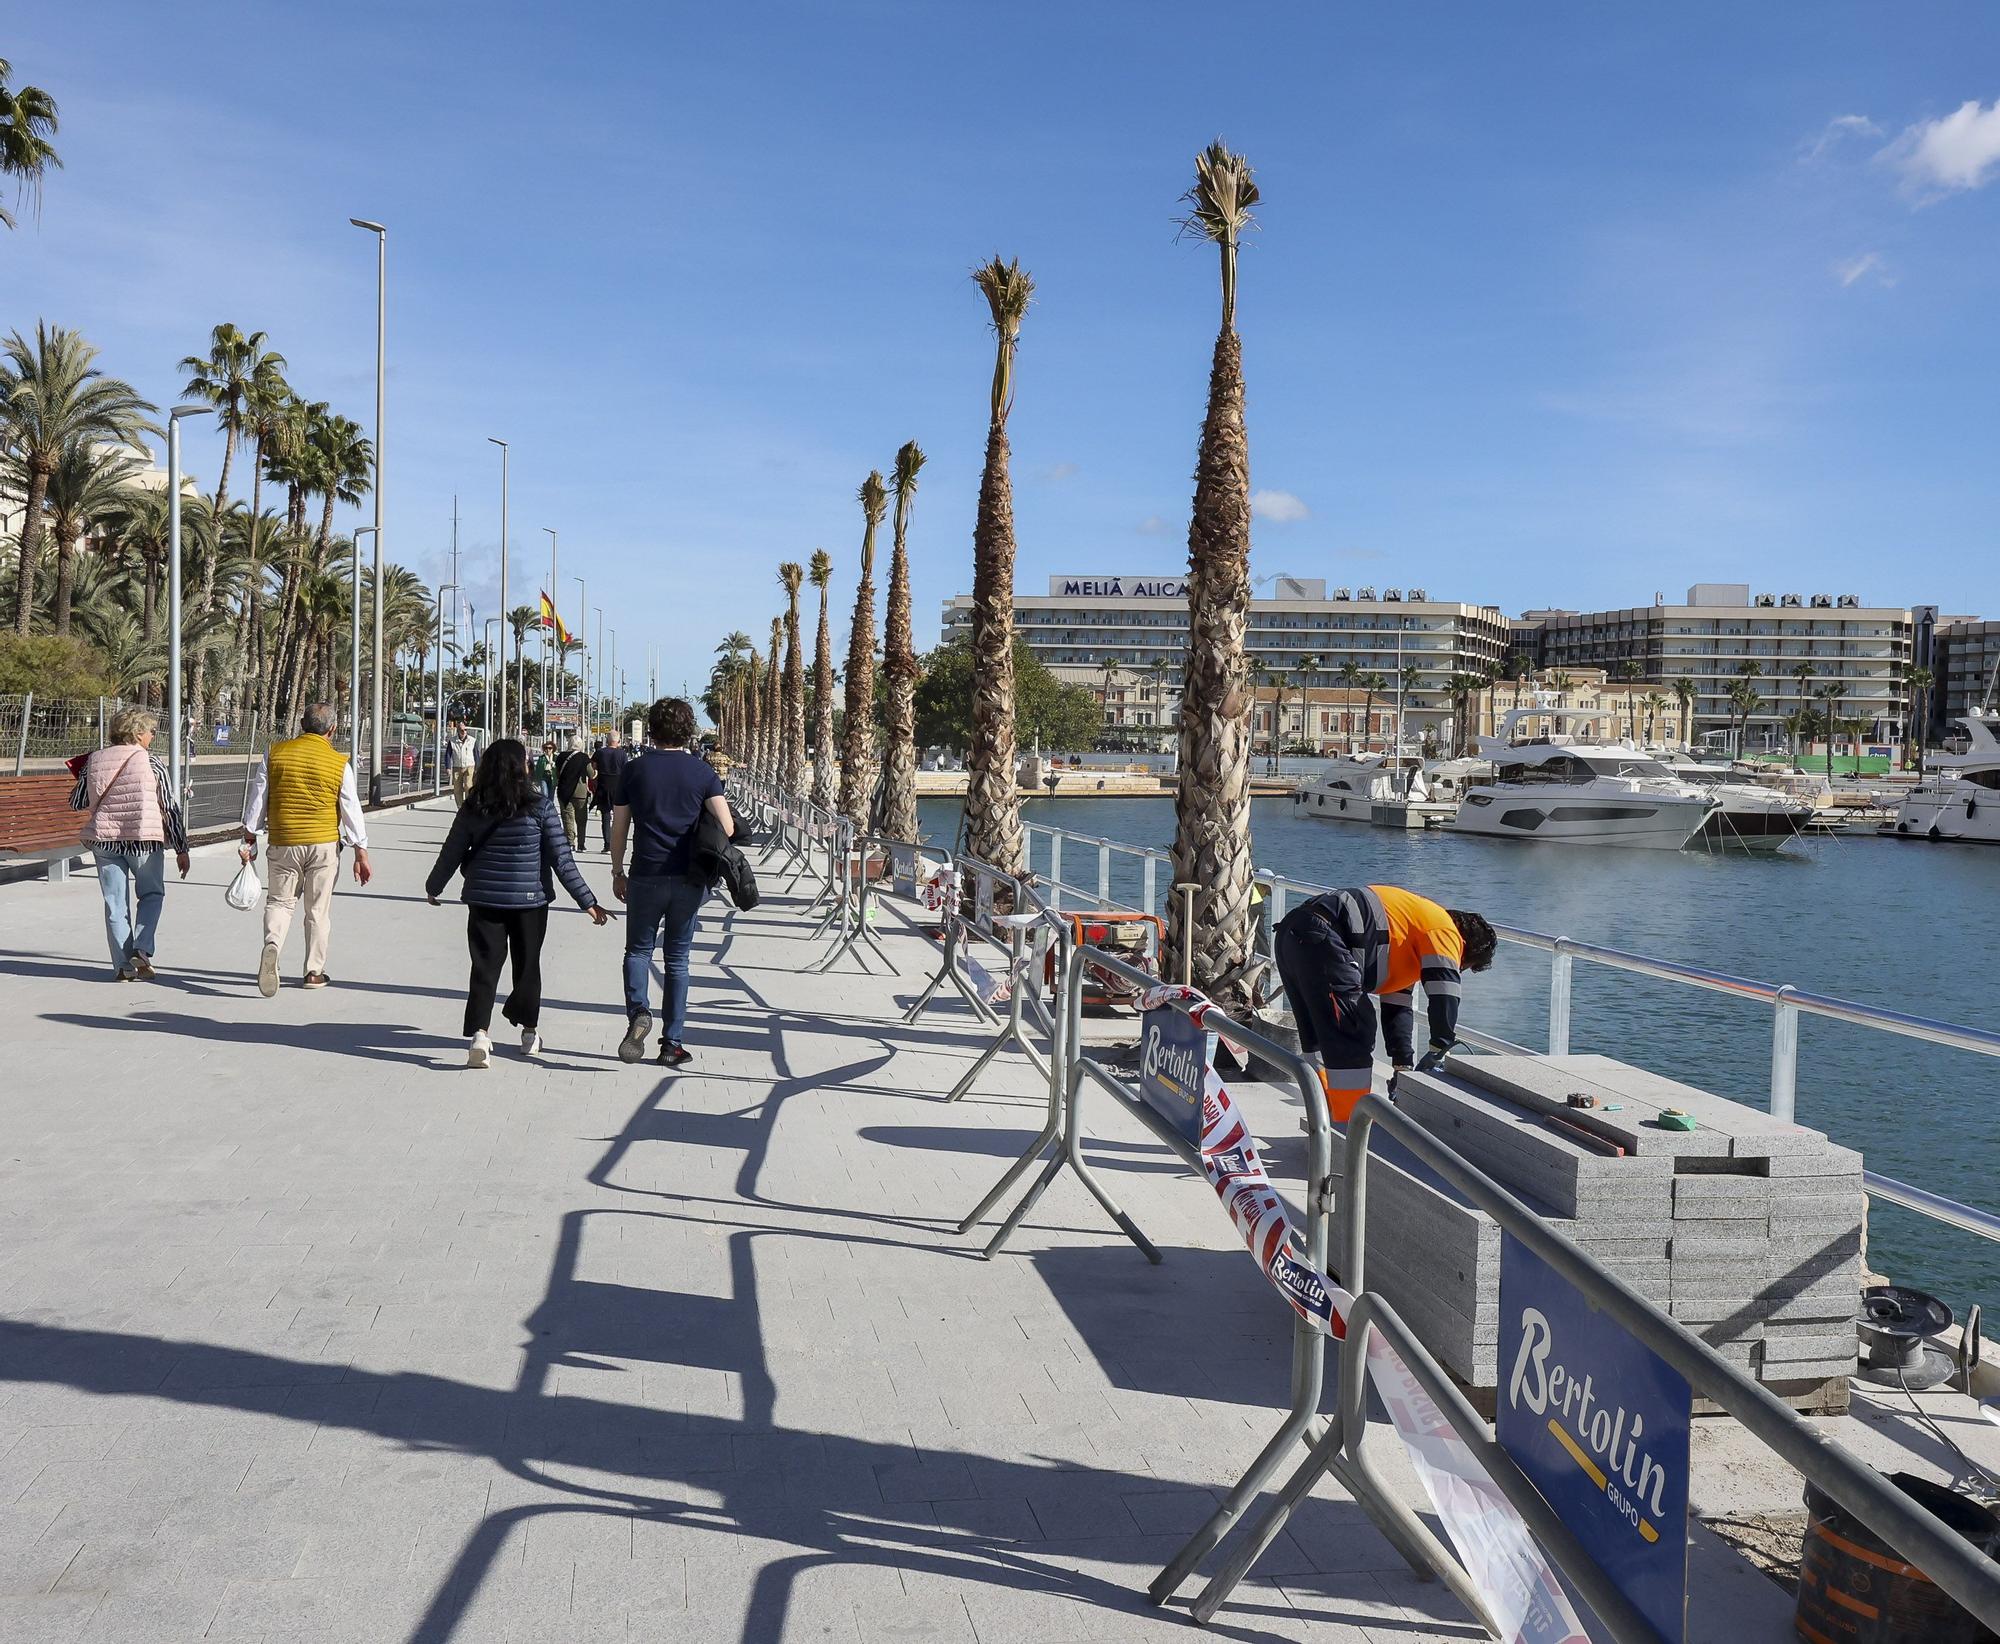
left=225, top=858, right=263, bottom=912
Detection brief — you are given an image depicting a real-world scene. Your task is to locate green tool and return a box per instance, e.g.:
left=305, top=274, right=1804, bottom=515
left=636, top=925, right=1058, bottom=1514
left=1654, top=1109, right=1697, bottom=1132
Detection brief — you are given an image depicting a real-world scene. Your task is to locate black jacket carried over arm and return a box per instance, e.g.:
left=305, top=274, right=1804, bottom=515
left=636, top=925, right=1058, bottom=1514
left=690, top=808, right=759, bottom=910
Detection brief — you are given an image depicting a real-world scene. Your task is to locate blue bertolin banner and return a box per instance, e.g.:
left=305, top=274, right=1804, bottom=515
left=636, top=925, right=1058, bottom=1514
left=1498, top=1232, right=1693, bottom=1644
left=1138, top=1004, right=1210, bottom=1146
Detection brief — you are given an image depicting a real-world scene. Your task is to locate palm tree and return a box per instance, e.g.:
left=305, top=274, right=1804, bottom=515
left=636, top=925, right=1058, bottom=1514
left=1293, top=655, right=1319, bottom=755
left=1166, top=142, right=1261, bottom=999
left=778, top=562, right=807, bottom=793
left=808, top=551, right=837, bottom=810
left=1727, top=679, right=1763, bottom=760
left=764, top=615, right=785, bottom=773
left=1788, top=661, right=1814, bottom=758
left=1640, top=691, right=1668, bottom=745
left=1337, top=659, right=1363, bottom=752
left=1614, top=659, right=1643, bottom=683
left=1361, top=674, right=1387, bottom=753
left=1733, top=660, right=1765, bottom=757
left=714, top=630, right=751, bottom=751
left=964, top=258, right=1033, bottom=874
left=1, top=324, right=156, bottom=635
left=105, top=485, right=174, bottom=654
left=507, top=605, right=536, bottom=736
left=35, top=439, right=142, bottom=636
left=0, top=62, right=61, bottom=230
left=1398, top=662, right=1423, bottom=745
left=1672, top=676, right=1698, bottom=750
left=879, top=441, right=926, bottom=842
left=840, top=471, right=887, bottom=827
left=742, top=647, right=762, bottom=765
left=1445, top=672, right=1486, bottom=756
left=1902, top=664, right=1933, bottom=773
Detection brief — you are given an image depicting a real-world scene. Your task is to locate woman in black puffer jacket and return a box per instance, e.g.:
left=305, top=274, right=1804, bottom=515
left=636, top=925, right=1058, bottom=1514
left=426, top=738, right=609, bottom=1067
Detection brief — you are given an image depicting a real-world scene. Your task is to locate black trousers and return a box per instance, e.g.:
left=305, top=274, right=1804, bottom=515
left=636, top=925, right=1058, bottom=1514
left=1274, top=905, right=1376, bottom=1102
left=465, top=904, right=548, bottom=1036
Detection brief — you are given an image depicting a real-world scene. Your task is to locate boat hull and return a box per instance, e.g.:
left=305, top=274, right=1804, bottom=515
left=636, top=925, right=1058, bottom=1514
left=1446, top=794, right=1713, bottom=849
left=1882, top=791, right=2000, bottom=846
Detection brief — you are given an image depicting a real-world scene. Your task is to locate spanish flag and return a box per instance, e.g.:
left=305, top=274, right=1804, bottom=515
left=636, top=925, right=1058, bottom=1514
left=538, top=592, right=572, bottom=648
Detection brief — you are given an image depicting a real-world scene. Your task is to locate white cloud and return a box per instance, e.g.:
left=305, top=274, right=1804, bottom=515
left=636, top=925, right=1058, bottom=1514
left=1832, top=251, right=1894, bottom=288
left=1039, top=460, right=1080, bottom=482
left=1134, top=514, right=1168, bottom=535
left=1251, top=489, right=1309, bottom=524
left=1889, top=99, right=2000, bottom=196
left=1802, top=113, right=1882, bottom=162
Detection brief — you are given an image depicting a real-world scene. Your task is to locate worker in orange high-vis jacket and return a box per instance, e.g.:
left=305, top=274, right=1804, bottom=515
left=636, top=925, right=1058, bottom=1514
left=1273, top=885, right=1497, bottom=1123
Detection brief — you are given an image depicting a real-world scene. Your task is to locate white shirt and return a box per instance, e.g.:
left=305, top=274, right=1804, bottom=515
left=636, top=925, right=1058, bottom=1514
left=446, top=732, right=479, bottom=771
left=241, top=746, right=370, bottom=848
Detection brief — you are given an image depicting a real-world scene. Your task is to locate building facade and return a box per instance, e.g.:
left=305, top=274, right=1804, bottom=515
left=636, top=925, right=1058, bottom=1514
left=1526, top=584, right=1914, bottom=749
left=1933, top=619, right=2000, bottom=728
left=941, top=575, right=1509, bottom=741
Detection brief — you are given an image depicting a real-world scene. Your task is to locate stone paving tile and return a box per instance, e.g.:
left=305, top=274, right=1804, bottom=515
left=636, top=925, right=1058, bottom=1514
left=0, top=803, right=1474, bottom=1642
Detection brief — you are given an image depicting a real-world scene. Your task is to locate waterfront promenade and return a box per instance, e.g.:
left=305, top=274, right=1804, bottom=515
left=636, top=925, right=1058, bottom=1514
left=0, top=799, right=1477, bottom=1644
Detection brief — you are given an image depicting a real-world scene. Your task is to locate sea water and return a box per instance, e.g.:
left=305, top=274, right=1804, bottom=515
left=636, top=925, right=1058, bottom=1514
left=918, top=795, right=2000, bottom=1308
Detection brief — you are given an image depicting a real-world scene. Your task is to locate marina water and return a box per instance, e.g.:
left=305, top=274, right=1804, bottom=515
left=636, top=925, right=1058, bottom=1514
left=919, top=795, right=2000, bottom=1310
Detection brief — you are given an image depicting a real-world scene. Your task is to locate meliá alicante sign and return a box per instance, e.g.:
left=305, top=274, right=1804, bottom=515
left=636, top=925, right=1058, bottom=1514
left=1048, top=575, right=1189, bottom=599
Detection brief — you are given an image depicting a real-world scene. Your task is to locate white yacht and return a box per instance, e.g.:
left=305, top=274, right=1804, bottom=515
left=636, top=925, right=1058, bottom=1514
left=1293, top=753, right=1482, bottom=823
left=1446, top=704, right=1719, bottom=850
left=1649, top=751, right=1817, bottom=854
left=1882, top=710, right=2000, bottom=847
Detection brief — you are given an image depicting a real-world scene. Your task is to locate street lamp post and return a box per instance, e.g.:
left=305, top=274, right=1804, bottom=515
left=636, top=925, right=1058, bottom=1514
left=434, top=582, right=459, bottom=790
left=571, top=575, right=587, bottom=737
left=166, top=405, right=213, bottom=803
left=349, top=526, right=377, bottom=757
left=482, top=617, right=500, bottom=738
left=542, top=527, right=559, bottom=735
left=487, top=437, right=509, bottom=737
left=593, top=607, right=604, bottom=732
left=350, top=217, right=387, bottom=802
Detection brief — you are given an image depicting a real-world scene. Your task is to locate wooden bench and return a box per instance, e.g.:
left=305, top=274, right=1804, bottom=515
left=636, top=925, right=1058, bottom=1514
left=0, top=772, right=89, bottom=880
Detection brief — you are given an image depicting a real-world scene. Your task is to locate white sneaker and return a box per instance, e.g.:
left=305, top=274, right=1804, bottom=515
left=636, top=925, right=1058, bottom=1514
left=467, top=1031, right=492, bottom=1068
left=520, top=1029, right=543, bottom=1058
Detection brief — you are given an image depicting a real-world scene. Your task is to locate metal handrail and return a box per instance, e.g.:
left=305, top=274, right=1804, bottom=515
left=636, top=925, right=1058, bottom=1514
left=1020, top=817, right=2000, bottom=1250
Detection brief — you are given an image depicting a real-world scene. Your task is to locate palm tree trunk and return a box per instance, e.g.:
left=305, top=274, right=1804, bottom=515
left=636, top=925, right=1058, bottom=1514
left=51, top=528, right=80, bottom=636
left=11, top=464, right=52, bottom=635
left=879, top=549, right=919, bottom=844
left=812, top=589, right=837, bottom=811
left=965, top=419, right=1025, bottom=876
left=781, top=591, right=806, bottom=795
left=1167, top=327, right=1255, bottom=1003
left=839, top=570, right=879, bottom=829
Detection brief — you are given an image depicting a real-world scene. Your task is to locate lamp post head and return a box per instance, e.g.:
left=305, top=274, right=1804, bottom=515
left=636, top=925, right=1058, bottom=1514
left=349, top=217, right=386, bottom=234
left=169, top=405, right=213, bottom=423
left=487, top=436, right=508, bottom=449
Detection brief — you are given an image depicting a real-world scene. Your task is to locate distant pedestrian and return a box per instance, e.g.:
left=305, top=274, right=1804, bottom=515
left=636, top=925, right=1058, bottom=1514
left=69, top=706, right=190, bottom=980
left=240, top=703, right=373, bottom=996
left=611, top=698, right=735, bottom=1067
left=445, top=719, right=479, bottom=806
left=425, top=738, right=609, bottom=1067
left=555, top=735, right=594, bottom=850
left=591, top=729, right=630, bottom=854
left=534, top=741, right=558, bottom=802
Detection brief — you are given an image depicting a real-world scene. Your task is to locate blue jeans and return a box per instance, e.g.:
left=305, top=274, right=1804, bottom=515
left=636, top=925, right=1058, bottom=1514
left=623, top=875, right=707, bottom=1039
left=93, top=847, right=165, bottom=973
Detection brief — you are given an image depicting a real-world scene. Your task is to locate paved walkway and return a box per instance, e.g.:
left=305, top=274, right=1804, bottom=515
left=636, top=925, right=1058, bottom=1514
left=0, top=801, right=1475, bottom=1644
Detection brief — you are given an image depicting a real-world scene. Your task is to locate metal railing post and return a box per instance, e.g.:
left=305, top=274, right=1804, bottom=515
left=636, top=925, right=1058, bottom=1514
left=1770, top=986, right=1800, bottom=1124
left=1048, top=832, right=1063, bottom=911
left=1097, top=840, right=1110, bottom=903
left=13, top=690, right=30, bottom=775
left=1548, top=938, right=1573, bottom=1056
left=1141, top=852, right=1156, bottom=916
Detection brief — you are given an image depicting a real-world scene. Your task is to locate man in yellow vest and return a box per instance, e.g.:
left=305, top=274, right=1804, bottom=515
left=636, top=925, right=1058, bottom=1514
left=239, top=703, right=374, bottom=995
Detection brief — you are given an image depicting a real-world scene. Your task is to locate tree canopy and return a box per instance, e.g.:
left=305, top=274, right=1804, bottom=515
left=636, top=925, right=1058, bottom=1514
left=913, top=635, right=1099, bottom=752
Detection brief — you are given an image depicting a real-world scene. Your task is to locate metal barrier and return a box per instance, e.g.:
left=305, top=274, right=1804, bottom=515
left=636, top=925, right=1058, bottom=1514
left=1188, top=1091, right=2000, bottom=1634
left=1022, top=818, right=2000, bottom=1252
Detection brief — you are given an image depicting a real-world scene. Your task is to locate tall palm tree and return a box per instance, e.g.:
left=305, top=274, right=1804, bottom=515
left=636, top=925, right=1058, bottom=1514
left=1672, top=676, right=1698, bottom=750
left=1640, top=691, right=1668, bottom=745
left=1, top=324, right=156, bottom=634
left=714, top=630, right=751, bottom=751
left=779, top=562, right=807, bottom=793
left=964, top=257, right=1034, bottom=876
left=507, top=605, right=536, bottom=736
left=840, top=472, right=888, bottom=826
left=1167, top=142, right=1260, bottom=1001
left=1361, top=673, right=1387, bottom=752
left=1398, top=662, right=1423, bottom=745
left=808, top=550, right=837, bottom=810
left=1903, top=664, right=1934, bottom=774
left=0, top=62, right=61, bottom=230
left=764, top=615, right=785, bottom=773
left=878, top=442, right=927, bottom=841
left=742, top=647, right=762, bottom=765
left=1337, top=659, right=1363, bottom=752
left=1292, top=655, right=1319, bottom=755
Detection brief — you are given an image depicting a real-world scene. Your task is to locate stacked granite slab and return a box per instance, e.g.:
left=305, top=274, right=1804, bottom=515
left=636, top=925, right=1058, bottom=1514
left=1342, top=1052, right=1864, bottom=1413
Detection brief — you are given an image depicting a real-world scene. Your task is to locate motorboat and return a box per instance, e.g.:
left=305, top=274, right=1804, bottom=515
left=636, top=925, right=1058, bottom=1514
left=1882, top=709, right=2000, bottom=847
left=1293, top=753, right=1482, bottom=823
left=1445, top=703, right=1719, bottom=850
left=1648, top=750, right=1816, bottom=854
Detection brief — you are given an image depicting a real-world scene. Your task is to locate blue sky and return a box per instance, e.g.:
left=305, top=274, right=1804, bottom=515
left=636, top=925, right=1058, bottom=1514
left=10, top=3, right=2000, bottom=690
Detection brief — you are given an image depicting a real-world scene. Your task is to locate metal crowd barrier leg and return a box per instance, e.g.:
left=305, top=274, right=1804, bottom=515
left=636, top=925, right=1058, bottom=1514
left=903, top=918, right=999, bottom=1026
left=945, top=927, right=1046, bottom=1098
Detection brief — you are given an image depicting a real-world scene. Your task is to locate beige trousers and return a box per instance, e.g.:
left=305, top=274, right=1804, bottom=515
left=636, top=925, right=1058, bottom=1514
left=265, top=842, right=338, bottom=976
left=452, top=767, right=476, bottom=805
